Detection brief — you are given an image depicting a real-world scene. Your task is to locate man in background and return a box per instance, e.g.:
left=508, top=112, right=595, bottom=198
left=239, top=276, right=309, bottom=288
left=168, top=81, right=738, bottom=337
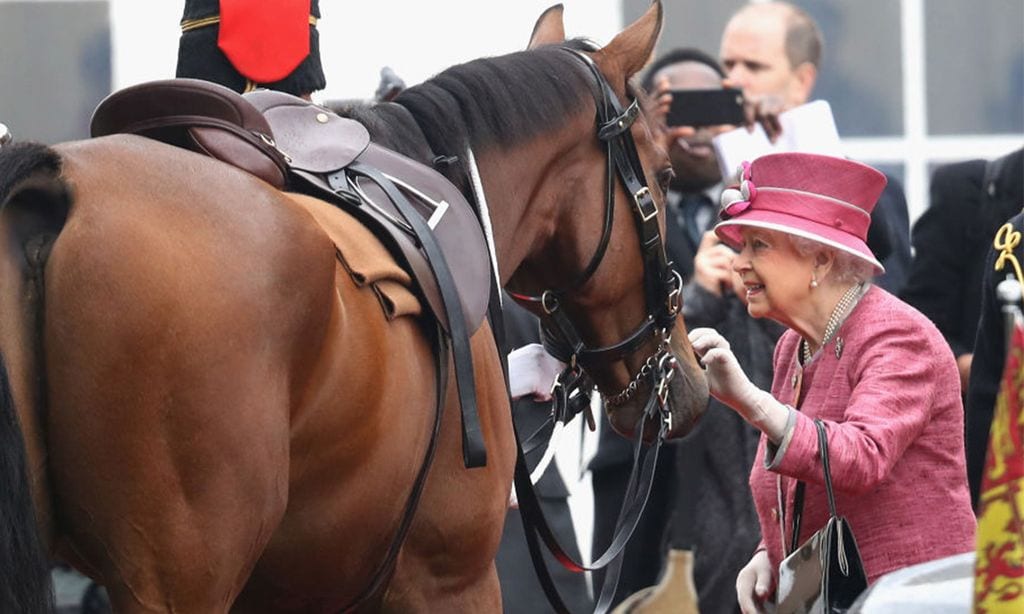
left=719, top=0, right=912, bottom=294
left=940, top=149, right=1024, bottom=507
left=900, top=148, right=1023, bottom=408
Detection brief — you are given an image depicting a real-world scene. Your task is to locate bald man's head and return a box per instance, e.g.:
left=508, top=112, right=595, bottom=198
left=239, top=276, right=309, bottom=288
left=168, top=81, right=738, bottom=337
left=720, top=2, right=822, bottom=109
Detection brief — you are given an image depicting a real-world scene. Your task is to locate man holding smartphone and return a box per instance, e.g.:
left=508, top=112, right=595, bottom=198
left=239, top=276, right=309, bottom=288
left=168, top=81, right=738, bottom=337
left=651, top=55, right=743, bottom=297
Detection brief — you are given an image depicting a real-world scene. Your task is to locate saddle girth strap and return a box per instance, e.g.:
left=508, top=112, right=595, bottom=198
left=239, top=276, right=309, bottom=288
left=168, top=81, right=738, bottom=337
left=346, top=161, right=487, bottom=468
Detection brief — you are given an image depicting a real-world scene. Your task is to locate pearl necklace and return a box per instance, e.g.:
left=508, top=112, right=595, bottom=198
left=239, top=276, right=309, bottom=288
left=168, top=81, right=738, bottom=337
left=802, top=282, right=865, bottom=364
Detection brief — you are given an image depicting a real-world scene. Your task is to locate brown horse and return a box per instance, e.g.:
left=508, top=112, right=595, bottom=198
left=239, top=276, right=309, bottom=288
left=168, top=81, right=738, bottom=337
left=0, top=2, right=706, bottom=612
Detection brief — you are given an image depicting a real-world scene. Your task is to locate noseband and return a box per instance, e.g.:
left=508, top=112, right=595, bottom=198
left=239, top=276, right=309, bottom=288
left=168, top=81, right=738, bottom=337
left=509, top=48, right=683, bottom=418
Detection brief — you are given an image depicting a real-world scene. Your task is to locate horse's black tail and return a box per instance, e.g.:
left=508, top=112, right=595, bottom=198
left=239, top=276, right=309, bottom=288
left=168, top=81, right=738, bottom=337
left=0, top=354, right=54, bottom=613
left=0, top=141, right=69, bottom=614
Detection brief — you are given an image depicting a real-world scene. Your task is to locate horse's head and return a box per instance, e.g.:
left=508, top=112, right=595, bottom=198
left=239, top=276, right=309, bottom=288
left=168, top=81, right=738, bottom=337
left=505, top=1, right=709, bottom=441
left=388, top=1, right=708, bottom=441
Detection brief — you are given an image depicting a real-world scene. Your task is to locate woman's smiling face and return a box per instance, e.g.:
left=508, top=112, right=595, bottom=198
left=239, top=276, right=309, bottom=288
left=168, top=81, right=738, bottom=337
left=731, top=227, right=815, bottom=324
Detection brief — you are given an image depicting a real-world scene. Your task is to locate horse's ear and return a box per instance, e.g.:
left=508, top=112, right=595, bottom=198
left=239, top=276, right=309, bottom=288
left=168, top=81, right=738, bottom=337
left=600, top=0, right=663, bottom=79
left=527, top=4, right=566, bottom=49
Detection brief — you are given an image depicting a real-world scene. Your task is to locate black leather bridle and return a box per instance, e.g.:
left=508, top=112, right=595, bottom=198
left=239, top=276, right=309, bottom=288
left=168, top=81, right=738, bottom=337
left=507, top=47, right=687, bottom=614
left=508, top=47, right=683, bottom=421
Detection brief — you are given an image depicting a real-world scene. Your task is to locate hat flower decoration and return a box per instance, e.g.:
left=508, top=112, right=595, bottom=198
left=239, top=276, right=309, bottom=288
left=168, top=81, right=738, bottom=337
left=719, top=161, right=757, bottom=219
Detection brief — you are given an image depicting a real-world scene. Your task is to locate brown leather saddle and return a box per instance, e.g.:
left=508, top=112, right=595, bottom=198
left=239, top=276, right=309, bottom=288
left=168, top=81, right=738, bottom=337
left=90, top=78, right=489, bottom=337
left=90, top=78, right=492, bottom=467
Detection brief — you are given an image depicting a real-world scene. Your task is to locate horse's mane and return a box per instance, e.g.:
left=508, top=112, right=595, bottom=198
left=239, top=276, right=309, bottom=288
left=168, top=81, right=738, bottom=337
left=0, top=142, right=61, bottom=206
left=343, top=39, right=604, bottom=192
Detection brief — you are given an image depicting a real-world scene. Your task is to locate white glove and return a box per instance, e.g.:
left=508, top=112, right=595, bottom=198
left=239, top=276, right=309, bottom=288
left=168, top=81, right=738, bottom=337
left=736, top=549, right=773, bottom=614
left=688, top=327, right=760, bottom=410
left=688, top=328, right=790, bottom=442
left=508, top=344, right=565, bottom=402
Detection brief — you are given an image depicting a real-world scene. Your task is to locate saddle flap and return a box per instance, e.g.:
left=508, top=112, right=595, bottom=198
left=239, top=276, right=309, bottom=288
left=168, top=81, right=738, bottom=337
left=90, top=78, right=287, bottom=189
left=244, top=89, right=370, bottom=174
left=350, top=144, right=491, bottom=335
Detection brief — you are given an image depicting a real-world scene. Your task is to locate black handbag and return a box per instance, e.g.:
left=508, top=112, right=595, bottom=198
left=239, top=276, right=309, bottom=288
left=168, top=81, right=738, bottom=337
left=775, top=419, right=868, bottom=614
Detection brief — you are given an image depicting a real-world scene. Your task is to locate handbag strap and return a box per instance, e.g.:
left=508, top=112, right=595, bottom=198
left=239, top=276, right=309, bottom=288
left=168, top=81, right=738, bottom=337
left=789, top=481, right=804, bottom=554
left=786, top=419, right=838, bottom=554
left=816, top=419, right=839, bottom=517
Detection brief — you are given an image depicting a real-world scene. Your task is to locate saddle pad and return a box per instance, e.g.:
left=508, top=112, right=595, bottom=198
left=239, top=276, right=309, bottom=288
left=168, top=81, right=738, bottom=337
left=287, top=192, right=421, bottom=321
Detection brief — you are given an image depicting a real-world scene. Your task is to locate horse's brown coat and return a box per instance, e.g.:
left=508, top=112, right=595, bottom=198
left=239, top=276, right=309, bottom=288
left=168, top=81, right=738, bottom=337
left=0, top=3, right=707, bottom=611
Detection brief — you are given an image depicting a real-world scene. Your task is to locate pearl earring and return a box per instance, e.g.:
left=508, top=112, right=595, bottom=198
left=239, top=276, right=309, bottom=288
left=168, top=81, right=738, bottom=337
left=810, top=277, right=819, bottom=289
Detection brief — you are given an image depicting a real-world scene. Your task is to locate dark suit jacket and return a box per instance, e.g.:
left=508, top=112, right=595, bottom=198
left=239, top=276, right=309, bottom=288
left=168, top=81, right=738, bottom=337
left=901, top=149, right=1024, bottom=359
left=663, top=191, right=705, bottom=284
left=966, top=210, right=1024, bottom=508
left=964, top=149, right=1024, bottom=508
left=870, top=174, right=912, bottom=294
left=900, top=159, right=989, bottom=357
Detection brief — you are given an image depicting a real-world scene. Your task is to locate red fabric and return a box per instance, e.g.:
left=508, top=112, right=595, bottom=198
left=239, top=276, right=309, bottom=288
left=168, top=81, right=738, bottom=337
left=981, top=319, right=1024, bottom=488
left=218, top=0, right=311, bottom=83
left=751, top=286, right=976, bottom=588
left=974, top=319, right=1024, bottom=610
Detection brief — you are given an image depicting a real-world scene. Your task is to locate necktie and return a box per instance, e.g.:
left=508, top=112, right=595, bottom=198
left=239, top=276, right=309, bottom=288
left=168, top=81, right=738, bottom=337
left=681, top=193, right=713, bottom=248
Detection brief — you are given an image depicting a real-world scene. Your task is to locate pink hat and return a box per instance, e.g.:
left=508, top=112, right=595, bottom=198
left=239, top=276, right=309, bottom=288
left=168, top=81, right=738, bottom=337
left=714, top=152, right=887, bottom=273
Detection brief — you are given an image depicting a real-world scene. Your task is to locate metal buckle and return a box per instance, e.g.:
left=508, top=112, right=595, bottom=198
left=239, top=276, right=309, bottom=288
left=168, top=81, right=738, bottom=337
left=347, top=175, right=415, bottom=234
left=621, top=100, right=640, bottom=126
left=380, top=171, right=450, bottom=230
left=635, top=186, right=657, bottom=222
left=665, top=269, right=683, bottom=316
left=541, top=290, right=560, bottom=315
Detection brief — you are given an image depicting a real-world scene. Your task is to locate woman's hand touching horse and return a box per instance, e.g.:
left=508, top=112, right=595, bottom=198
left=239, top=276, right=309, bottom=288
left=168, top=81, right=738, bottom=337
left=688, top=327, right=790, bottom=443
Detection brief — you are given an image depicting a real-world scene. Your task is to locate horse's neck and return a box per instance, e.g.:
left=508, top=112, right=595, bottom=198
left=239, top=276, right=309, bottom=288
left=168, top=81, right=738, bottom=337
left=476, top=140, right=571, bottom=286
left=355, top=102, right=573, bottom=287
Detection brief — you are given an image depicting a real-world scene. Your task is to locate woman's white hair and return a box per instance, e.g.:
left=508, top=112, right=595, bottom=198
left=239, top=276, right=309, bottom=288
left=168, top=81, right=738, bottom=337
left=788, top=235, right=875, bottom=285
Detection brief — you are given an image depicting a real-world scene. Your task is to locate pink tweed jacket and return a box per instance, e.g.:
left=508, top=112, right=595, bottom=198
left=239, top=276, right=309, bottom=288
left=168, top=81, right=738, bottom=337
left=751, top=285, right=976, bottom=588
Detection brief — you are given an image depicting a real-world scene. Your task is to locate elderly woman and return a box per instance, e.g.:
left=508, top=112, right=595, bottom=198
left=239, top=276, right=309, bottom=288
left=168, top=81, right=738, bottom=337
left=687, top=153, right=976, bottom=613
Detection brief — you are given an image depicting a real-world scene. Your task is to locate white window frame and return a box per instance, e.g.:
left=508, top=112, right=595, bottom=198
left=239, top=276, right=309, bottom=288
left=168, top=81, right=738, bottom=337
left=843, top=0, right=1024, bottom=226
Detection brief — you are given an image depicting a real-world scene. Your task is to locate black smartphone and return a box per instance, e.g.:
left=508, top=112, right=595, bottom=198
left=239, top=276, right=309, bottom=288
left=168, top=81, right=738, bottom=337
left=666, top=88, right=746, bottom=127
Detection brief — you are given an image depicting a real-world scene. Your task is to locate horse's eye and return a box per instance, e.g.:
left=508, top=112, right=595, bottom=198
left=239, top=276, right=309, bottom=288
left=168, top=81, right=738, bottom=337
left=657, top=167, right=675, bottom=193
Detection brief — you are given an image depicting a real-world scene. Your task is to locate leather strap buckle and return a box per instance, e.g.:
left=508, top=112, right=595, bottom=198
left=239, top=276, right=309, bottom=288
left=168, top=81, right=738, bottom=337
left=635, top=186, right=657, bottom=222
